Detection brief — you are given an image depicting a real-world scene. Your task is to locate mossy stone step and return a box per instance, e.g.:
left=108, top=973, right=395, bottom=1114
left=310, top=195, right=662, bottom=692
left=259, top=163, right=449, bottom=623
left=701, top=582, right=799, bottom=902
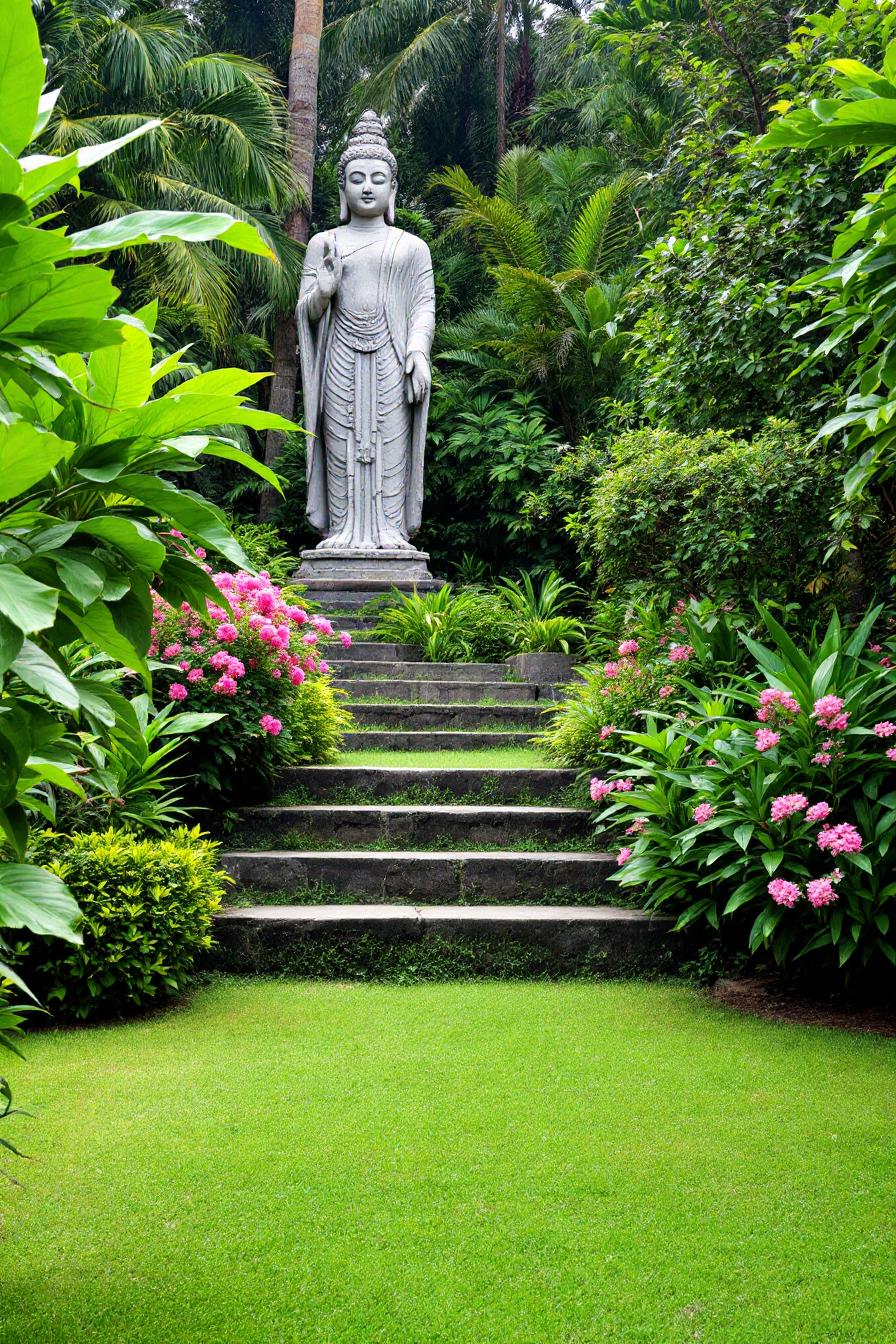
left=212, top=904, right=676, bottom=977
left=234, top=803, right=592, bottom=848
left=330, top=660, right=508, bottom=681
left=221, top=848, right=615, bottom=901
left=334, top=679, right=538, bottom=704
left=342, top=641, right=420, bottom=661
left=346, top=703, right=544, bottom=730
left=275, top=765, right=578, bottom=800
left=341, top=730, right=535, bottom=750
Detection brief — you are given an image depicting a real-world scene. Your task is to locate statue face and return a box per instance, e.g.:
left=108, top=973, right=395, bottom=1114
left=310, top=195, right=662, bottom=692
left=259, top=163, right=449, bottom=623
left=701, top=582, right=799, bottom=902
left=343, top=157, right=393, bottom=219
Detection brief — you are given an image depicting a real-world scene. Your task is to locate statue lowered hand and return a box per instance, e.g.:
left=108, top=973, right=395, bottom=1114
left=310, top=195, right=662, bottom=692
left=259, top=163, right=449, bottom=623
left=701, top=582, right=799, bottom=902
left=404, top=351, right=431, bottom=405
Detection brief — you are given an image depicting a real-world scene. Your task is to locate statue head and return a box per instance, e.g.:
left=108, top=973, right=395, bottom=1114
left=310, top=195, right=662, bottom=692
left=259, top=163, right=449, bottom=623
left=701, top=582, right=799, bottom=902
left=338, top=110, right=398, bottom=225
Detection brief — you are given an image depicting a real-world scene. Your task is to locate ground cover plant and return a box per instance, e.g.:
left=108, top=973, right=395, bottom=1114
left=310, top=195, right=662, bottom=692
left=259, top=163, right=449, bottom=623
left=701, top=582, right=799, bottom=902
left=2, top=978, right=894, bottom=1343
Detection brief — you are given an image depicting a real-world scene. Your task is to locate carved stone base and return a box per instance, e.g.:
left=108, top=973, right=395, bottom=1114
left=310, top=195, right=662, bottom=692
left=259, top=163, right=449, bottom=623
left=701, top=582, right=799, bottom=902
left=296, top=547, right=440, bottom=593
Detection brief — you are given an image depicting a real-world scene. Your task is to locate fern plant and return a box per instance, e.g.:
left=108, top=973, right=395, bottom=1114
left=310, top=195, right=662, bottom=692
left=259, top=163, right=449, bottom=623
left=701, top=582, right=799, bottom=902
left=432, top=147, right=644, bottom=431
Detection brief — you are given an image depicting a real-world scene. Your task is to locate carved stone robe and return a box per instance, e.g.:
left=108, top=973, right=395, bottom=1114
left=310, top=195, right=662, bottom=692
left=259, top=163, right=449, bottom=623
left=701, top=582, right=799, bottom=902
left=297, top=226, right=436, bottom=548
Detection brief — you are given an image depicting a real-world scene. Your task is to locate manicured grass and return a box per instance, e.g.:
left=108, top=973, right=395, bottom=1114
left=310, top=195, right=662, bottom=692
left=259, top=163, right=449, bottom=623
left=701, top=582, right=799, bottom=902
left=3, top=979, right=895, bottom=1344
left=336, top=746, right=551, bottom=767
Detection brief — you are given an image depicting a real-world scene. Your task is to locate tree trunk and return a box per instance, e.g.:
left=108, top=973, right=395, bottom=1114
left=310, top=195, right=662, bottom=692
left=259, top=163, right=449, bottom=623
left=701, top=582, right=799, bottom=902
left=259, top=0, right=324, bottom=521
left=495, top=0, right=506, bottom=163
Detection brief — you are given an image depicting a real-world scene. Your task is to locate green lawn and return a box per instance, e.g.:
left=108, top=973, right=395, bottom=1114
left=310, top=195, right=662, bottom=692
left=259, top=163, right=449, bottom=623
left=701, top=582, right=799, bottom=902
left=337, top=746, right=550, bottom=767
left=2, top=979, right=894, bottom=1344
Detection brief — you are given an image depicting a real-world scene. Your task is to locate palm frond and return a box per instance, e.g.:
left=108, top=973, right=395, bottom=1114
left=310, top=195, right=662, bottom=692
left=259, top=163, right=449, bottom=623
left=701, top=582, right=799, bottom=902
left=563, top=172, right=643, bottom=276
left=430, top=165, right=546, bottom=271
left=495, top=146, right=549, bottom=212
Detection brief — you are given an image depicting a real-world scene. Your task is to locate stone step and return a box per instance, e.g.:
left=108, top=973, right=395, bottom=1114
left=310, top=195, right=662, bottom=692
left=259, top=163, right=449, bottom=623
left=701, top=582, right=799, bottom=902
left=275, top=765, right=579, bottom=800
left=335, top=679, right=538, bottom=704
left=343, top=641, right=420, bottom=661
left=235, top=804, right=592, bottom=847
left=331, top=660, right=509, bottom=682
left=213, top=904, right=675, bottom=977
left=221, top=849, right=614, bottom=901
left=330, top=615, right=378, bottom=631
left=342, top=730, right=535, bottom=750
left=346, top=703, right=544, bottom=729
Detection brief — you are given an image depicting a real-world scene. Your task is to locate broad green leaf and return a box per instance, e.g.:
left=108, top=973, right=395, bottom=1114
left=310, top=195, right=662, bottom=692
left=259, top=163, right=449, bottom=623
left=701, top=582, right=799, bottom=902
left=114, top=475, right=249, bottom=568
left=0, top=265, right=119, bottom=351
left=10, top=640, right=79, bottom=708
left=0, top=564, right=58, bottom=632
left=87, top=323, right=154, bottom=411
left=67, top=600, right=148, bottom=677
left=0, top=615, right=23, bottom=674
left=52, top=554, right=107, bottom=609
left=157, top=712, right=224, bottom=736
left=199, top=442, right=283, bottom=492
left=0, top=862, right=81, bottom=944
left=19, top=122, right=161, bottom=208
left=0, top=0, right=44, bottom=157
left=75, top=517, right=165, bottom=572
left=68, top=211, right=276, bottom=260
left=0, top=421, right=75, bottom=500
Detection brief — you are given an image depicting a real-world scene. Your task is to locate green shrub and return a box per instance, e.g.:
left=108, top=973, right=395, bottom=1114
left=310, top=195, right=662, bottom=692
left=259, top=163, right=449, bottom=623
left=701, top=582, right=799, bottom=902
left=287, top=678, right=353, bottom=764
left=24, top=829, right=229, bottom=1020
left=567, top=421, right=839, bottom=601
left=372, top=585, right=515, bottom=663
left=229, top=523, right=302, bottom=589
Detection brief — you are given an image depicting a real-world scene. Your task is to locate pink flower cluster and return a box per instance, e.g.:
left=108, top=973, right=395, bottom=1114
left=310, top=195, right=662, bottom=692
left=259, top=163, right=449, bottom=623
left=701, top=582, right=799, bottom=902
left=151, top=569, right=352, bottom=730
left=768, top=869, right=843, bottom=909
left=754, top=728, right=780, bottom=752
left=590, top=777, right=634, bottom=801
left=668, top=644, right=693, bottom=664
left=769, top=793, right=808, bottom=822
left=817, top=822, right=863, bottom=856
left=812, top=695, right=849, bottom=733
left=756, top=687, right=801, bottom=723
left=692, top=802, right=714, bottom=824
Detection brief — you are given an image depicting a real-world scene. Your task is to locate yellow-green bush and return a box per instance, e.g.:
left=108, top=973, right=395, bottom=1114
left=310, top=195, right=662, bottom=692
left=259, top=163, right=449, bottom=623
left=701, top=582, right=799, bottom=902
left=25, top=829, right=229, bottom=1020
left=287, top=678, right=353, bottom=764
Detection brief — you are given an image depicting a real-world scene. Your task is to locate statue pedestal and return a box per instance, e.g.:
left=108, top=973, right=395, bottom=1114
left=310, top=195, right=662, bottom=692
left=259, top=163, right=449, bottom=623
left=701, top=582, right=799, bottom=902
left=296, top=546, right=440, bottom=594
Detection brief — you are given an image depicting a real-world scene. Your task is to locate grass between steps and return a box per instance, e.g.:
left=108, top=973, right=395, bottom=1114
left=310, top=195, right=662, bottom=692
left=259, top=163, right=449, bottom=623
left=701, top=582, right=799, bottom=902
left=226, top=882, right=625, bottom=907
left=227, top=831, right=603, bottom=854
left=269, top=782, right=589, bottom=807
left=336, top=747, right=549, bottom=767
left=6, top=979, right=894, bottom=1344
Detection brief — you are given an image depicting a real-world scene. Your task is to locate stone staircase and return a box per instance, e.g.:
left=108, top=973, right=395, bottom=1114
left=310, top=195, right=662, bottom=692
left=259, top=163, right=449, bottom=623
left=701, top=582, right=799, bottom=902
left=214, top=607, right=675, bottom=976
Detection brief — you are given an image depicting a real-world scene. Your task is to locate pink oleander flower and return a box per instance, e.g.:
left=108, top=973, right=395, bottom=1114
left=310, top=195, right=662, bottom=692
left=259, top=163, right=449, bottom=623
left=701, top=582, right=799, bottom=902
left=168, top=682, right=188, bottom=701
left=216, top=623, right=239, bottom=644
left=616, top=847, right=633, bottom=866
left=272, top=668, right=282, bottom=679
left=599, top=725, right=615, bottom=740
left=618, top=639, right=639, bottom=657
left=768, top=878, right=801, bottom=908
left=625, top=818, right=648, bottom=835
left=812, top=752, right=833, bottom=766
left=658, top=685, right=674, bottom=699
left=874, top=721, right=896, bottom=738
left=590, top=778, right=612, bottom=801
left=806, top=876, right=839, bottom=908
left=812, top=694, right=844, bottom=719
left=882, top=656, right=893, bottom=668
left=769, top=793, right=808, bottom=823
left=259, top=714, right=282, bottom=735
left=828, top=712, right=849, bottom=732
left=186, top=668, right=204, bottom=683
left=805, top=801, right=831, bottom=823
left=288, top=606, right=308, bottom=625
left=757, top=687, right=801, bottom=719
left=693, top=802, right=714, bottom=824
left=668, top=644, right=693, bottom=663
left=177, top=660, right=189, bottom=671
left=817, top=822, right=863, bottom=856
left=754, top=729, right=780, bottom=752
left=212, top=675, right=238, bottom=696
left=341, top=631, right=353, bottom=649
left=603, top=661, right=620, bottom=678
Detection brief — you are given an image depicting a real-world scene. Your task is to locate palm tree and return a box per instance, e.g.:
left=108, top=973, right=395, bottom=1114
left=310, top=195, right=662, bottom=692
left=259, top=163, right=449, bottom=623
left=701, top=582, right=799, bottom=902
left=431, top=146, right=644, bottom=434
left=33, top=0, right=302, bottom=358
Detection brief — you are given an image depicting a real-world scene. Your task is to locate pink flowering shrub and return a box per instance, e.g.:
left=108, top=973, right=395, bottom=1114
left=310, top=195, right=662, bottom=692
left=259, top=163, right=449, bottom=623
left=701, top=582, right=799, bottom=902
left=151, top=569, right=353, bottom=798
left=590, top=604, right=896, bottom=975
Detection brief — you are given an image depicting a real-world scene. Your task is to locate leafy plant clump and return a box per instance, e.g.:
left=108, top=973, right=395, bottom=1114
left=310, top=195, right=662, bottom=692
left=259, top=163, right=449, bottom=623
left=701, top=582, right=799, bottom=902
left=152, top=568, right=353, bottom=799
left=24, top=828, right=230, bottom=1020
left=595, top=607, right=896, bottom=975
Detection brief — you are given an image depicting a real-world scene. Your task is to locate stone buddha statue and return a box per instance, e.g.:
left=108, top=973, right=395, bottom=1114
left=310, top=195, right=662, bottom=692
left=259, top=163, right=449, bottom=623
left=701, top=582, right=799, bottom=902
left=296, top=111, right=436, bottom=572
